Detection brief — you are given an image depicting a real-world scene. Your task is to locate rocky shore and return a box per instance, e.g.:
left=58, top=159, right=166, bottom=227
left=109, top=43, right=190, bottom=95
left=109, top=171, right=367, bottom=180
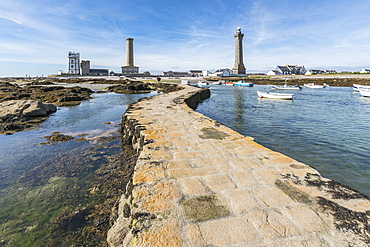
left=0, top=78, right=182, bottom=134
left=208, top=74, right=370, bottom=87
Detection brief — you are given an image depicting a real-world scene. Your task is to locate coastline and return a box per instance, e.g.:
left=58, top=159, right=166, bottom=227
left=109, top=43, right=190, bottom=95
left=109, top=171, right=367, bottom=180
left=108, top=84, right=370, bottom=246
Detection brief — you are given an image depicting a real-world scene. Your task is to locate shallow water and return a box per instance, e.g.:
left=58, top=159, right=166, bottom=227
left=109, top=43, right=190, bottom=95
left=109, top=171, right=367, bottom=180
left=0, top=91, right=157, bottom=246
left=196, top=85, right=370, bottom=197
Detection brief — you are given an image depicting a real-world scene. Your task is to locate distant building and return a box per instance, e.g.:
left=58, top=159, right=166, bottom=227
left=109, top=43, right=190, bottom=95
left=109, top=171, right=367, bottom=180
left=68, top=52, right=80, bottom=75
left=189, top=70, right=203, bottom=77
left=267, top=65, right=307, bottom=75
left=211, top=68, right=233, bottom=77
left=202, top=70, right=212, bottom=77
left=81, top=60, right=108, bottom=76
left=162, top=71, right=189, bottom=77
left=305, top=69, right=323, bottom=75
left=323, top=69, right=337, bottom=74
left=361, top=68, right=370, bottom=73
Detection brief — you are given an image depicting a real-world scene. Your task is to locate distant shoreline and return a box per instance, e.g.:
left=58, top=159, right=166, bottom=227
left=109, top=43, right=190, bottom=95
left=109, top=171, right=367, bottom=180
left=2, top=73, right=370, bottom=87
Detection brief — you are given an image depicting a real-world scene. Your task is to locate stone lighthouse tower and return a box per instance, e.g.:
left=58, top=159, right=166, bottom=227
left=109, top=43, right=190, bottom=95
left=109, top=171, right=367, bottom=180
left=232, top=27, right=246, bottom=75
left=121, top=38, right=139, bottom=74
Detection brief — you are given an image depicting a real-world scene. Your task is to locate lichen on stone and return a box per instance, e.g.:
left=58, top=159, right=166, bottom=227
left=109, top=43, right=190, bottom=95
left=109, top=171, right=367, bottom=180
left=180, top=195, right=230, bottom=222
left=199, top=127, right=229, bottom=140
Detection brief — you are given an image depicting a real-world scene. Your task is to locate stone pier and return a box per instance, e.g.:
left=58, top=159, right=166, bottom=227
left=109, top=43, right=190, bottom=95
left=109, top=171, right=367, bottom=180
left=107, top=85, right=370, bottom=246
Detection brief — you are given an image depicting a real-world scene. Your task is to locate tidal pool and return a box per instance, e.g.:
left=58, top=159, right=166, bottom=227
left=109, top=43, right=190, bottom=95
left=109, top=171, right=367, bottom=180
left=0, top=91, right=157, bottom=246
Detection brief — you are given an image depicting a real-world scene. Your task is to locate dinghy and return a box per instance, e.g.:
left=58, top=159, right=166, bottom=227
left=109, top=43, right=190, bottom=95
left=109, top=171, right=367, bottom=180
left=257, top=91, right=293, bottom=100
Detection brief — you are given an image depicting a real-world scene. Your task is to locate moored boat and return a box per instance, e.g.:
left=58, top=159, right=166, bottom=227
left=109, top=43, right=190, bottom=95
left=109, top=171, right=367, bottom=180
left=272, top=84, right=302, bottom=90
left=197, top=80, right=210, bottom=88
left=257, top=91, right=294, bottom=100
left=353, top=84, right=370, bottom=91
left=304, top=83, right=329, bottom=88
left=359, top=89, right=370, bottom=97
left=233, top=80, right=254, bottom=87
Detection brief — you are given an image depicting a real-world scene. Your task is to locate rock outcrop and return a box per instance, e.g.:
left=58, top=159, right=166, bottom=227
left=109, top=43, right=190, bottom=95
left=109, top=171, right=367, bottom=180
left=0, top=100, right=57, bottom=134
left=0, top=100, right=57, bottom=117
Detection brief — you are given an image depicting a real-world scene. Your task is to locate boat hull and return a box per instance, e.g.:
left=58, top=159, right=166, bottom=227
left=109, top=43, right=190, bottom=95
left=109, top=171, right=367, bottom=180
left=304, top=83, right=328, bottom=88
left=257, top=91, right=293, bottom=100
left=234, top=83, right=254, bottom=87
left=359, top=89, right=370, bottom=97
left=272, top=85, right=301, bottom=90
left=353, top=84, right=370, bottom=91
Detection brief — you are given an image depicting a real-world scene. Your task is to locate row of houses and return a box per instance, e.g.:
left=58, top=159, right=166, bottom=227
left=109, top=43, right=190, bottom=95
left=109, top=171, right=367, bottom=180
left=163, top=65, right=340, bottom=78
left=267, top=65, right=340, bottom=75
left=162, top=69, right=233, bottom=77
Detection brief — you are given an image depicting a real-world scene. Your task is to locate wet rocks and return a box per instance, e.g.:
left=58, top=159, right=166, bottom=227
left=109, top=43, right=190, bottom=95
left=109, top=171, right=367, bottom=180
left=0, top=82, right=93, bottom=107
left=0, top=100, right=57, bottom=134
left=0, top=100, right=57, bottom=117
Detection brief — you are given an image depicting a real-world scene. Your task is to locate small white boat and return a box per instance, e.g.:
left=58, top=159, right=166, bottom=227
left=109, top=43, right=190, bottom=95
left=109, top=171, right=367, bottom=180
left=272, top=84, right=302, bottom=90
left=197, top=80, right=210, bottom=88
left=359, top=89, right=370, bottom=97
left=304, top=83, right=329, bottom=88
left=353, top=84, right=370, bottom=91
left=233, top=80, right=253, bottom=87
left=225, top=81, right=234, bottom=86
left=257, top=91, right=293, bottom=100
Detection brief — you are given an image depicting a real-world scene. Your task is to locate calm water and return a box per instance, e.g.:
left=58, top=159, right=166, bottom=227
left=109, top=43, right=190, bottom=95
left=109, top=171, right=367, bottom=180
left=0, top=91, right=157, bottom=246
left=196, top=85, right=370, bottom=196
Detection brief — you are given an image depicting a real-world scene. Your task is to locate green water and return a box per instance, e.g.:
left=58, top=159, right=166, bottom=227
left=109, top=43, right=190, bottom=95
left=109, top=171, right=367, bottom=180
left=0, top=92, right=156, bottom=246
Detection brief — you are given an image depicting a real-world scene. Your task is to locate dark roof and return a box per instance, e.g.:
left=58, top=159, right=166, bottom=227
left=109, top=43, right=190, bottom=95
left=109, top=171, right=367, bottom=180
left=90, top=69, right=108, bottom=73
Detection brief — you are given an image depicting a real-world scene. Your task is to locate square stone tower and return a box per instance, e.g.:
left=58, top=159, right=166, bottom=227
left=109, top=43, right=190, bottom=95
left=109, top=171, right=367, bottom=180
left=232, top=27, right=246, bottom=75
left=81, top=60, right=90, bottom=76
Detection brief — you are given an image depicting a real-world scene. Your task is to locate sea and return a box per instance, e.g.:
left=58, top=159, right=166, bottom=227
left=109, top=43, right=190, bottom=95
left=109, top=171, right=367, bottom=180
left=196, top=84, right=370, bottom=197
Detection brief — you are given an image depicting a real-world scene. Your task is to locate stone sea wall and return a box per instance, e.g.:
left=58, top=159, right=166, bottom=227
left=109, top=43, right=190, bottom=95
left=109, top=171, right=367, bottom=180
left=108, top=84, right=370, bottom=246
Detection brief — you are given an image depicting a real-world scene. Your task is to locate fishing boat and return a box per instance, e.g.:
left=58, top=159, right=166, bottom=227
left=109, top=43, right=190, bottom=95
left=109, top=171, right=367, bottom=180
left=353, top=84, right=370, bottom=91
left=257, top=91, right=293, bottom=100
left=225, top=81, right=234, bottom=86
left=304, top=83, right=329, bottom=88
left=197, top=80, right=210, bottom=88
left=233, top=80, right=254, bottom=87
left=271, top=84, right=302, bottom=90
left=359, top=89, right=370, bottom=97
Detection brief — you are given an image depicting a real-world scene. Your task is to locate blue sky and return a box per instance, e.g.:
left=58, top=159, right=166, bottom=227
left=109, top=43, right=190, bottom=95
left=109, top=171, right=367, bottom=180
left=1, top=0, right=370, bottom=77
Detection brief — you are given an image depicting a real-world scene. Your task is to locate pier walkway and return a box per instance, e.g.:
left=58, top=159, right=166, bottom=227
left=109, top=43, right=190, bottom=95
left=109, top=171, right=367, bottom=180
left=108, top=85, right=370, bottom=246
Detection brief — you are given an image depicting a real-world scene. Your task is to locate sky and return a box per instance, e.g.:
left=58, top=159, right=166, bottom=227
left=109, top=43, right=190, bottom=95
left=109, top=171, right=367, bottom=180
left=1, top=0, right=370, bottom=77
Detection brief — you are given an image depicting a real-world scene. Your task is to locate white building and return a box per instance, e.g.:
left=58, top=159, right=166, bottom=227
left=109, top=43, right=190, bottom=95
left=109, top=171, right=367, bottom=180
left=189, top=70, right=203, bottom=77
left=305, top=69, right=323, bottom=75
left=210, top=68, right=233, bottom=77
left=360, top=68, right=370, bottom=73
left=68, top=52, right=80, bottom=75
left=267, top=65, right=307, bottom=75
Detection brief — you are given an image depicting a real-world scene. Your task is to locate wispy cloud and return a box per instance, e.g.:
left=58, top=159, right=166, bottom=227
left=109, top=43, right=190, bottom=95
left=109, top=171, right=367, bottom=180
left=1, top=0, right=370, bottom=76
